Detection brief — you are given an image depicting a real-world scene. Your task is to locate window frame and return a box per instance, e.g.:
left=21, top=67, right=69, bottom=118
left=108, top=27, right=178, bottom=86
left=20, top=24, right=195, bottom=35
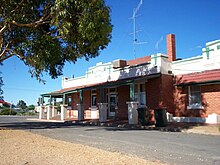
left=187, top=85, right=204, bottom=109
left=91, top=89, right=97, bottom=107
left=134, top=83, right=146, bottom=107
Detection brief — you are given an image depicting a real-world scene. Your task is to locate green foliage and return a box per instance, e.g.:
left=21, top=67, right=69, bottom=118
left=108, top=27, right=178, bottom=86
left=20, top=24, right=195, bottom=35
left=17, top=111, right=37, bottom=116
left=0, top=108, right=17, bottom=115
left=16, top=100, right=27, bottom=110
left=27, top=104, right=35, bottom=110
left=0, top=0, right=112, bottom=82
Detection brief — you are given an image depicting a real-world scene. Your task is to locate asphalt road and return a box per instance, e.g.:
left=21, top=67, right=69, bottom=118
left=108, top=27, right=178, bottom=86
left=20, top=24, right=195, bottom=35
left=0, top=116, right=220, bottom=165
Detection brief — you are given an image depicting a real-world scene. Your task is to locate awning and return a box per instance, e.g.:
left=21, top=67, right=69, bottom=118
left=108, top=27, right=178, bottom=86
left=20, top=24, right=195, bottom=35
left=41, top=73, right=161, bottom=97
left=175, top=69, right=220, bottom=86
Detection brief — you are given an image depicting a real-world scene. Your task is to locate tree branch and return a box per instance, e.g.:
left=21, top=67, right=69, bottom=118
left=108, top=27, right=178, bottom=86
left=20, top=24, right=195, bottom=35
left=0, top=49, right=25, bottom=63
left=0, top=25, right=7, bottom=34
left=0, top=43, right=9, bottom=57
left=9, top=18, right=50, bottom=28
left=9, top=0, right=25, bottom=15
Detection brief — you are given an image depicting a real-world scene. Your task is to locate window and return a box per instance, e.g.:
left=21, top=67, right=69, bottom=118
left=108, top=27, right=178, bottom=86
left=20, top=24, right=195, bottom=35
left=134, top=83, right=146, bottom=106
left=109, top=87, right=117, bottom=93
left=188, top=86, right=203, bottom=109
left=91, top=90, right=97, bottom=107
left=67, top=96, right=72, bottom=106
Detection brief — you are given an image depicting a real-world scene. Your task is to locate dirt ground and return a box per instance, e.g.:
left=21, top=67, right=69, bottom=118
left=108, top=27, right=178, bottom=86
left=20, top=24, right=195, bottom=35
left=0, top=129, right=164, bottom=165
left=183, top=125, right=220, bottom=135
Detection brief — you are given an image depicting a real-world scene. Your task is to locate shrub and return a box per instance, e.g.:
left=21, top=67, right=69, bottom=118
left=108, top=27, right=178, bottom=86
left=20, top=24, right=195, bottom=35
left=0, top=108, right=17, bottom=115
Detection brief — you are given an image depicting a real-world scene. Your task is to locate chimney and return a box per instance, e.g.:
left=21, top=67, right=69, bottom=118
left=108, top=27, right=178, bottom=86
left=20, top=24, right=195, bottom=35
left=166, top=34, right=176, bottom=62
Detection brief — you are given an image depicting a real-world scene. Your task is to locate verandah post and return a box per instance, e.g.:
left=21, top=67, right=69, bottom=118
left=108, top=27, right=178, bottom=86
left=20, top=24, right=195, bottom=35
left=77, top=90, right=84, bottom=121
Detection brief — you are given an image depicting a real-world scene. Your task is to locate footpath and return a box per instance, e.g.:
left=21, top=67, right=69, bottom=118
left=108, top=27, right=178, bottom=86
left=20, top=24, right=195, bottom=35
left=28, top=117, right=220, bottom=136
left=51, top=119, right=220, bottom=136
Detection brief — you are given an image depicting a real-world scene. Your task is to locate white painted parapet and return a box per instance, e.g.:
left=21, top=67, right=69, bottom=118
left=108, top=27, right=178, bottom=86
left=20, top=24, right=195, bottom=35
left=61, top=57, right=164, bottom=89
left=98, top=103, right=108, bottom=122
left=127, top=102, right=139, bottom=125
left=172, top=39, right=220, bottom=75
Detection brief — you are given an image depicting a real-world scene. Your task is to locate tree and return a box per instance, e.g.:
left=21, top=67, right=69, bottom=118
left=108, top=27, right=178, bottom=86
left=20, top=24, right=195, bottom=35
left=0, top=71, right=3, bottom=100
left=17, top=100, right=27, bottom=110
left=27, top=104, right=35, bottom=111
left=0, top=0, right=112, bottom=82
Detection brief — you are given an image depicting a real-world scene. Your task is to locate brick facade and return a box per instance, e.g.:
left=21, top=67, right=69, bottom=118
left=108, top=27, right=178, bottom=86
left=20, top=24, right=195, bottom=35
left=166, top=34, right=176, bottom=62
left=174, top=83, right=220, bottom=118
left=116, top=85, right=130, bottom=120
left=202, top=84, right=220, bottom=116
left=67, top=73, right=220, bottom=120
left=146, top=75, right=174, bottom=113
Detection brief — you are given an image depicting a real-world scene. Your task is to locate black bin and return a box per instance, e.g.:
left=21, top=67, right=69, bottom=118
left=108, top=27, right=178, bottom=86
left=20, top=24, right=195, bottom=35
left=154, top=108, right=168, bottom=127
left=137, top=107, right=148, bottom=126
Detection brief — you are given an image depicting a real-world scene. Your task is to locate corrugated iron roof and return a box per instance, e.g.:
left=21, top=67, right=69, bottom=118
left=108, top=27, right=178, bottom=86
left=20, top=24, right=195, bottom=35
left=42, top=73, right=161, bottom=97
left=176, top=69, right=220, bottom=86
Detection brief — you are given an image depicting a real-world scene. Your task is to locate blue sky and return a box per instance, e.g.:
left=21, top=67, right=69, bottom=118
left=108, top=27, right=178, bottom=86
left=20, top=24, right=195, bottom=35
left=1, top=0, right=220, bottom=105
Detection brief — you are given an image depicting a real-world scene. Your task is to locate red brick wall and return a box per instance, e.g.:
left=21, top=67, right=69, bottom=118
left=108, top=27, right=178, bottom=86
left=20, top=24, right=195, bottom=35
left=146, top=75, right=174, bottom=113
left=166, top=34, right=176, bottom=62
left=70, top=90, right=91, bottom=110
left=160, top=75, right=175, bottom=114
left=173, top=84, right=220, bottom=117
left=174, top=86, right=188, bottom=117
left=202, top=84, right=220, bottom=116
left=83, top=90, right=91, bottom=110
left=146, top=77, right=161, bottom=110
left=71, top=93, right=79, bottom=110
left=117, top=85, right=130, bottom=120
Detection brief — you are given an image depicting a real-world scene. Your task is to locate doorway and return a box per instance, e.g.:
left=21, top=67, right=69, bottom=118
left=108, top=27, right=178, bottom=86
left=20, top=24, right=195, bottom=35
left=107, top=88, right=117, bottom=117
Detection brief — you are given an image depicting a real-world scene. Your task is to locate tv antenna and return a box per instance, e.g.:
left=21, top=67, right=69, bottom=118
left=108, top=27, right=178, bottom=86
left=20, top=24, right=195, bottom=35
left=131, top=0, right=147, bottom=58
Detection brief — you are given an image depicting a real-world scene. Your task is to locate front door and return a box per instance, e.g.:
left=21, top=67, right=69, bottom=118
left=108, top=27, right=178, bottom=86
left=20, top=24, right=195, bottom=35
left=108, top=94, right=117, bottom=117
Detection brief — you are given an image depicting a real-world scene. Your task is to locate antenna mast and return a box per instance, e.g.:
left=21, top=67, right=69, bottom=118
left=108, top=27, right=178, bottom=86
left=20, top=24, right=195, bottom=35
left=132, top=0, right=146, bottom=58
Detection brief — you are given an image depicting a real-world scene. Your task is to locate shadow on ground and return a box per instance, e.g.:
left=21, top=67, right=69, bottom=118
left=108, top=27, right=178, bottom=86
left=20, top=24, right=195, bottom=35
left=0, top=118, right=214, bottom=133
left=0, top=121, right=75, bottom=130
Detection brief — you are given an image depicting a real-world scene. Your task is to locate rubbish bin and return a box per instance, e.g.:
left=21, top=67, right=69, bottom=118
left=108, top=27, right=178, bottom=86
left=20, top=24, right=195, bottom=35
left=154, top=108, right=168, bottom=127
left=137, top=107, right=148, bottom=126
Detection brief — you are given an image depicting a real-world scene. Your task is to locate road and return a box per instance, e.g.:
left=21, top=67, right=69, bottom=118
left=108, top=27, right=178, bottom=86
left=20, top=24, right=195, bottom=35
left=0, top=116, right=219, bottom=165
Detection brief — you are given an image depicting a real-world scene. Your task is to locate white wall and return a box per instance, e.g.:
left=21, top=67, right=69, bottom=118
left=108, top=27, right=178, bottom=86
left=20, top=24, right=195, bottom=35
left=172, top=39, right=220, bottom=75
left=61, top=54, right=171, bottom=89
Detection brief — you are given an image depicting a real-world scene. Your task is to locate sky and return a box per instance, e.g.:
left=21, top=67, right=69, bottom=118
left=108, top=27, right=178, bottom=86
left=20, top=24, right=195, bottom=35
left=1, top=0, right=220, bottom=106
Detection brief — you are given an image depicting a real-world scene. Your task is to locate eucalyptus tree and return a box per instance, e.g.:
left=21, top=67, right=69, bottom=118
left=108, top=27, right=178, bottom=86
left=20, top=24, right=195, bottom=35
left=0, top=0, right=112, bottom=82
left=0, top=71, right=3, bottom=100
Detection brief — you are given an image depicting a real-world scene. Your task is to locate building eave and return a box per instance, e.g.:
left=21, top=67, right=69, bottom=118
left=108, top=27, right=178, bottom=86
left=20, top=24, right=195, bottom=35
left=177, top=80, right=220, bottom=87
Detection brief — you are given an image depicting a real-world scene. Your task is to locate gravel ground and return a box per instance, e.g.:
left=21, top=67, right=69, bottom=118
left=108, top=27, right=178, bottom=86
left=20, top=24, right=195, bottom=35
left=0, top=129, right=164, bottom=165
left=184, top=125, right=220, bottom=135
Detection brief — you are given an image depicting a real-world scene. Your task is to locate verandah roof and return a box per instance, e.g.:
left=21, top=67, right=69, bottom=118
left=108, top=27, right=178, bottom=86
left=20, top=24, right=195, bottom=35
left=176, top=69, right=220, bottom=86
left=41, top=73, right=161, bottom=97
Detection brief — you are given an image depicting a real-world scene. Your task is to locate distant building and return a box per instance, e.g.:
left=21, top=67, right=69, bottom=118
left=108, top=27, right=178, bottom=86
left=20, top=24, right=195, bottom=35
left=39, top=34, right=220, bottom=124
left=0, top=100, right=11, bottom=108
